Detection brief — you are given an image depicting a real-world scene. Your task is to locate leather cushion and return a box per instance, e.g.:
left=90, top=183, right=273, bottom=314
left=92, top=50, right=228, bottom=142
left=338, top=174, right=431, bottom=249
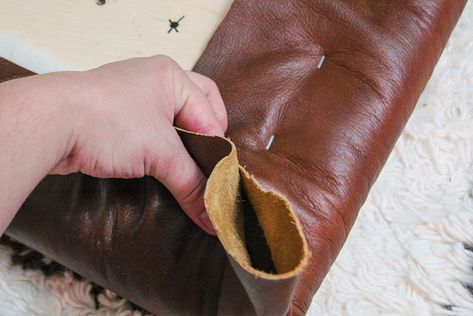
left=2, top=0, right=466, bottom=315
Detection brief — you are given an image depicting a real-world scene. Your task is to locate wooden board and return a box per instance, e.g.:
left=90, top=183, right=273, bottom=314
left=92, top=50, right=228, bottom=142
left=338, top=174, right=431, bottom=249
left=0, top=0, right=233, bottom=73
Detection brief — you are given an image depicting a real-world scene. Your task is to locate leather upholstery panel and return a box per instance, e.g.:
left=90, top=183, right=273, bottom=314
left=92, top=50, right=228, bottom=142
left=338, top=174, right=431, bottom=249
left=1, top=0, right=466, bottom=315
left=194, top=0, right=466, bottom=312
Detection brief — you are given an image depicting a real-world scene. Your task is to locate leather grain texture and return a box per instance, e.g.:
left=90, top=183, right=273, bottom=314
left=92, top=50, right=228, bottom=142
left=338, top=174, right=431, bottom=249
left=1, top=0, right=466, bottom=315
left=193, top=1, right=466, bottom=313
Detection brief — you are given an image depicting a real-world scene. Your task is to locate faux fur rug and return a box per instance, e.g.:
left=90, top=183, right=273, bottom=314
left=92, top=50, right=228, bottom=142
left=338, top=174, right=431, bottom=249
left=1, top=2, right=472, bottom=315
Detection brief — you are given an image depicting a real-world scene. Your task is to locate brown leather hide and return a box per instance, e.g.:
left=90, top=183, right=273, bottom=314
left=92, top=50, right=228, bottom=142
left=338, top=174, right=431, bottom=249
left=0, top=0, right=466, bottom=315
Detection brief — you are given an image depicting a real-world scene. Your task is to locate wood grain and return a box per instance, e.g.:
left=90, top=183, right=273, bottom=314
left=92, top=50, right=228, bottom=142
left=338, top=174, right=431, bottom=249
left=0, top=0, right=233, bottom=72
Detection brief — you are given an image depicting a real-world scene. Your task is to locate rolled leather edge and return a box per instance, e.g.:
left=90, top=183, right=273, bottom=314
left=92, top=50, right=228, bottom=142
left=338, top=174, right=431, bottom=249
left=179, top=130, right=310, bottom=316
left=179, top=130, right=309, bottom=278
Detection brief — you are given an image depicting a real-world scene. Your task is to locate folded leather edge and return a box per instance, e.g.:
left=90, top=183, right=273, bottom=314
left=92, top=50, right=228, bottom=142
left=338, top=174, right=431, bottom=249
left=179, top=128, right=310, bottom=279
left=180, top=128, right=310, bottom=315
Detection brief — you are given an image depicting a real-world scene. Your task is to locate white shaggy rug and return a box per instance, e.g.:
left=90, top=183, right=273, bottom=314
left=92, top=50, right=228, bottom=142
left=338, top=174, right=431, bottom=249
left=1, top=2, right=473, bottom=315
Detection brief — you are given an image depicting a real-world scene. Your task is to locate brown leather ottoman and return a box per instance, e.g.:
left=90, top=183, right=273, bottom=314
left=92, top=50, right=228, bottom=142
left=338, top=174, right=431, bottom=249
left=0, top=1, right=466, bottom=315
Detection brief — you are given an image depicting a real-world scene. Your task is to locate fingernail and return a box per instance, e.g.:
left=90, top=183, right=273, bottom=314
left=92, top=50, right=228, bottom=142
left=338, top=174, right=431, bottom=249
left=199, top=212, right=215, bottom=234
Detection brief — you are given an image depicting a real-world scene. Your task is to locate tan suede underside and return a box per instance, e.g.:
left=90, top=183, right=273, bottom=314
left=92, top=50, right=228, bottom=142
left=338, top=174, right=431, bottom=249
left=204, top=140, right=309, bottom=279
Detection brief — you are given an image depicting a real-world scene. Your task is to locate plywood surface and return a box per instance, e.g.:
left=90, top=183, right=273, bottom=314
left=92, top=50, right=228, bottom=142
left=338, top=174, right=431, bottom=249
left=0, top=0, right=233, bottom=73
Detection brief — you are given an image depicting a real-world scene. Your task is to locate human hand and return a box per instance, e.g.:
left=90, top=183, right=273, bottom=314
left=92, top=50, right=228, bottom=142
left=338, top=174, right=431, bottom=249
left=50, top=55, right=227, bottom=235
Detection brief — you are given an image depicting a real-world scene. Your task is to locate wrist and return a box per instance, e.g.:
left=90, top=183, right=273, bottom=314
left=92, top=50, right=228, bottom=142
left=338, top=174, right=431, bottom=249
left=2, top=72, right=84, bottom=170
left=46, top=71, right=89, bottom=163
left=0, top=71, right=88, bottom=233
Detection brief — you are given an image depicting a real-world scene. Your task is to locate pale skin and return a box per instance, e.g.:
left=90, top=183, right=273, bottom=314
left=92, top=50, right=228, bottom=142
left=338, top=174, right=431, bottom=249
left=0, top=55, right=228, bottom=236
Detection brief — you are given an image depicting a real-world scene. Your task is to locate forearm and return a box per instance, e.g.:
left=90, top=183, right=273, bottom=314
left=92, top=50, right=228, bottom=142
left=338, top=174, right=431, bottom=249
left=0, top=73, right=77, bottom=234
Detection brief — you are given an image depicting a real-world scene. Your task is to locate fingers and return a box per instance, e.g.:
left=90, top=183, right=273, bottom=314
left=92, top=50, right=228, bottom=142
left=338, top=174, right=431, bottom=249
left=151, top=127, right=216, bottom=236
left=172, top=68, right=226, bottom=137
left=186, top=71, right=228, bottom=132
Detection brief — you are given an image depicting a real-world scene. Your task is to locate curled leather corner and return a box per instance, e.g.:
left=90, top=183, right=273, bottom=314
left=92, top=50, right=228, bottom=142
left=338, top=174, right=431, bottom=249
left=178, top=128, right=310, bottom=315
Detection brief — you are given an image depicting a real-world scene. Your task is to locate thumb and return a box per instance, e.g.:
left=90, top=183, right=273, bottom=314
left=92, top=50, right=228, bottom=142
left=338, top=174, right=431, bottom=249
left=151, top=127, right=216, bottom=235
